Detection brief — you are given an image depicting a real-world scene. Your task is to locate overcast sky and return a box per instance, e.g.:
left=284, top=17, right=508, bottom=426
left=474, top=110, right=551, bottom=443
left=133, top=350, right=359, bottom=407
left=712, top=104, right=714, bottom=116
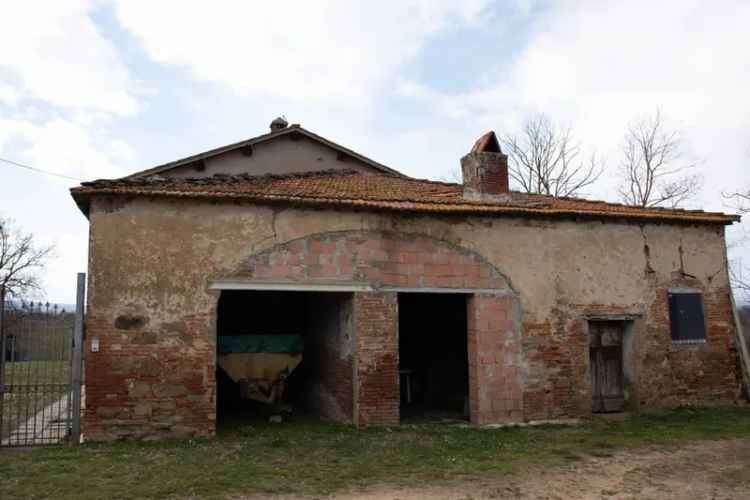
left=1, top=0, right=749, bottom=304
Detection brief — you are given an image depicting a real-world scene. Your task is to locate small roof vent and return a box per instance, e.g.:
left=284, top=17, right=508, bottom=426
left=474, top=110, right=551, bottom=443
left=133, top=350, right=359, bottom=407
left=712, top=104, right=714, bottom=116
left=270, top=116, right=289, bottom=132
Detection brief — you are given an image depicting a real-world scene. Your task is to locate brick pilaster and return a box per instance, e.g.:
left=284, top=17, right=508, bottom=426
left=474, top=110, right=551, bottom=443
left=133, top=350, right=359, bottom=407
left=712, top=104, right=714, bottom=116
left=467, top=293, right=522, bottom=424
left=353, top=292, right=399, bottom=427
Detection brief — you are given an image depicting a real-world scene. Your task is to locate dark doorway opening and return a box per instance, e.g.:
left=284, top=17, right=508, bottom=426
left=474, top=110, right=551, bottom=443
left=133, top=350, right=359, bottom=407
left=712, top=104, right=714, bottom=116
left=589, top=321, right=626, bottom=413
left=398, top=293, right=469, bottom=421
left=216, top=290, right=353, bottom=424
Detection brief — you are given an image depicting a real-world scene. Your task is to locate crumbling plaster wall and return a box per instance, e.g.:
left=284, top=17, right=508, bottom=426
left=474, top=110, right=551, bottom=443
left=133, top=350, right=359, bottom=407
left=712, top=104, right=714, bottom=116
left=84, top=196, right=740, bottom=440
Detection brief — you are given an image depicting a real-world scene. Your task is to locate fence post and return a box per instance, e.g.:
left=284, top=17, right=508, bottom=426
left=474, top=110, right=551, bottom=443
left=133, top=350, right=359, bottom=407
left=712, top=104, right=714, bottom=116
left=0, top=286, right=6, bottom=443
left=71, top=273, right=85, bottom=444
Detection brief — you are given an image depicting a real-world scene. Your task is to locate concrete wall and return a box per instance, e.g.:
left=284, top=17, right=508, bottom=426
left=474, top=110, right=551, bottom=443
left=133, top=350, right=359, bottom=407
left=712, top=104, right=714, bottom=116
left=82, top=195, right=741, bottom=440
left=163, top=136, right=378, bottom=179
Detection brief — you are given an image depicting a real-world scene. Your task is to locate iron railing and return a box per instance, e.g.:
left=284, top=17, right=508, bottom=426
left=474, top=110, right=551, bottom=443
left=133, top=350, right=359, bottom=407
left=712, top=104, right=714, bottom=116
left=0, top=274, right=85, bottom=447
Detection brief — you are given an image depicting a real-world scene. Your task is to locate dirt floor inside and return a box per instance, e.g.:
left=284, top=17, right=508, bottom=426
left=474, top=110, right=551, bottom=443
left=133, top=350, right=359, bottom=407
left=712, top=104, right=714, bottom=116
left=248, top=439, right=750, bottom=500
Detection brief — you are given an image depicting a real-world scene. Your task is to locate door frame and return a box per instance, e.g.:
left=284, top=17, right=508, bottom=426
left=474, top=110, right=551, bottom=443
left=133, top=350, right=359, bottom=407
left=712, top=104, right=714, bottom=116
left=584, top=315, right=641, bottom=413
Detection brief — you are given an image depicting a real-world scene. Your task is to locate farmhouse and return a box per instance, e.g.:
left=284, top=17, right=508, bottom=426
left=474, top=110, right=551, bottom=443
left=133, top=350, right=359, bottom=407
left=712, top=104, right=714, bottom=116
left=71, top=118, right=742, bottom=441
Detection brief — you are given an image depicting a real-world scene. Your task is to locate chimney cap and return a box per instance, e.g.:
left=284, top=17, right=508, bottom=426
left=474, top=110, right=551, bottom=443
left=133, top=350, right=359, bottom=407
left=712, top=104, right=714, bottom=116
left=470, top=131, right=502, bottom=154
left=461, top=130, right=509, bottom=197
left=270, top=116, right=289, bottom=132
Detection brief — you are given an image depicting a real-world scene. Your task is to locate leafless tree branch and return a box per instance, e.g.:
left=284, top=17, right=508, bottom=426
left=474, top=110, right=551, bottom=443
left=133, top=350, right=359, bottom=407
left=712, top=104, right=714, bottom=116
left=617, top=109, right=703, bottom=208
left=724, top=189, right=750, bottom=215
left=731, top=262, right=750, bottom=296
left=0, top=217, right=54, bottom=301
left=500, top=114, right=603, bottom=197
left=725, top=187, right=750, bottom=297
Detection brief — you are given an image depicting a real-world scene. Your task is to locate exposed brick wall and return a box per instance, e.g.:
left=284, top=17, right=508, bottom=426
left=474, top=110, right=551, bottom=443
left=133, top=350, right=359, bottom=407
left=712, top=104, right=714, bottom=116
left=638, top=280, right=741, bottom=407
left=467, top=294, right=522, bottom=424
left=84, top=312, right=215, bottom=441
left=461, top=151, right=509, bottom=196
left=522, top=310, right=595, bottom=421
left=237, top=231, right=510, bottom=291
left=520, top=279, right=741, bottom=421
left=353, top=292, right=399, bottom=427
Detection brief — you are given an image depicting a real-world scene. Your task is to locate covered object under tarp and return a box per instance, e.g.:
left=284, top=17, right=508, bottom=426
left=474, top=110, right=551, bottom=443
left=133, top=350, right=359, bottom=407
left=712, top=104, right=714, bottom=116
left=217, top=335, right=303, bottom=405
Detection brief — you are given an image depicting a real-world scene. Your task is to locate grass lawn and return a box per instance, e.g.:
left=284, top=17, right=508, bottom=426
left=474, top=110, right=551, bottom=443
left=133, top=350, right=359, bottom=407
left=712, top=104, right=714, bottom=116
left=1, top=407, right=749, bottom=499
left=4, top=360, right=71, bottom=383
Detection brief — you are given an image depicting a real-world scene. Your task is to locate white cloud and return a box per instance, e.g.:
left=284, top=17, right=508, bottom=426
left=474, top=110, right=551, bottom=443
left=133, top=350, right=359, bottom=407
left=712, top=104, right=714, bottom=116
left=0, top=81, right=22, bottom=106
left=0, top=0, right=140, bottom=115
left=398, top=0, right=750, bottom=201
left=0, top=115, right=133, bottom=303
left=0, top=117, right=132, bottom=180
left=114, top=0, right=491, bottom=106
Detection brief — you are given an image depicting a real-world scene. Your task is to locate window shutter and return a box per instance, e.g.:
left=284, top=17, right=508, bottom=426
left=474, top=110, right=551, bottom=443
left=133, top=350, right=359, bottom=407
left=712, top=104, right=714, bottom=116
left=668, top=292, right=706, bottom=344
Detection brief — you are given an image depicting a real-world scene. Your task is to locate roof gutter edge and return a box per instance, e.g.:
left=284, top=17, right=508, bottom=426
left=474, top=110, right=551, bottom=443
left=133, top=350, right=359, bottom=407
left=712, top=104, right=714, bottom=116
left=69, top=189, right=740, bottom=226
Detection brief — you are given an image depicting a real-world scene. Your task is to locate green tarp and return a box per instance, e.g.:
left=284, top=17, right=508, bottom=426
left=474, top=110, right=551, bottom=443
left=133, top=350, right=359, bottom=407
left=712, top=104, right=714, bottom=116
left=218, top=335, right=304, bottom=354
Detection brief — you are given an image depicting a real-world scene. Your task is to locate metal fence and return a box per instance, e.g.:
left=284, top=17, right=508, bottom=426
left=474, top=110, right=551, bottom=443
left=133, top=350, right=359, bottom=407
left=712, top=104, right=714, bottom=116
left=0, top=274, right=85, bottom=447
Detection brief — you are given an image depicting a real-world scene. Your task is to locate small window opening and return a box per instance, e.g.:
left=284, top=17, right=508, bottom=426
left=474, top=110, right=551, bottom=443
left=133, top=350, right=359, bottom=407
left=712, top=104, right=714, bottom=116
left=668, top=292, right=706, bottom=344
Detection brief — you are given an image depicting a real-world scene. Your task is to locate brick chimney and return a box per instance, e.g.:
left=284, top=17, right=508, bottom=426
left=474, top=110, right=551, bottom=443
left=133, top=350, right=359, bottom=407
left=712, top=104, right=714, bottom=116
left=461, top=131, right=509, bottom=198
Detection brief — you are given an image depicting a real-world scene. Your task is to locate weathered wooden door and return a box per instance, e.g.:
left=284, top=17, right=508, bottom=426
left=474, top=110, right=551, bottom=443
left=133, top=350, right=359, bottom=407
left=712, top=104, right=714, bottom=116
left=589, top=322, right=625, bottom=413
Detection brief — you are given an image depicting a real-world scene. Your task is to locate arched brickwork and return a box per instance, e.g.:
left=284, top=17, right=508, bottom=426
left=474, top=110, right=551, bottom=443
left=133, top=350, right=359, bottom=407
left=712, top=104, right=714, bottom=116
left=223, top=231, right=523, bottom=427
left=234, top=230, right=513, bottom=292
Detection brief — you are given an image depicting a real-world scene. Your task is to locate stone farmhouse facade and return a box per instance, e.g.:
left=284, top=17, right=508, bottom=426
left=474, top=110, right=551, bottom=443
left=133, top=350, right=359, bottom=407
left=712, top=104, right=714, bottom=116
left=71, top=119, right=742, bottom=441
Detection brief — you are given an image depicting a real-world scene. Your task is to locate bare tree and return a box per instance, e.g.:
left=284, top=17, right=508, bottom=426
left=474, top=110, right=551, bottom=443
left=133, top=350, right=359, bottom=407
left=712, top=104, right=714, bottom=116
left=500, top=114, right=603, bottom=197
left=618, top=109, right=702, bottom=208
left=0, top=217, right=54, bottom=301
left=726, top=189, right=750, bottom=295
left=732, top=267, right=749, bottom=296
left=726, top=189, right=750, bottom=214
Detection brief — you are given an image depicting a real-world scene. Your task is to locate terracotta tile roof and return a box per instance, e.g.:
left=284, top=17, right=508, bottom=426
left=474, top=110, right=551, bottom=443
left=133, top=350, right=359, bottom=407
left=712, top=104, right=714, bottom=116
left=70, top=170, right=740, bottom=225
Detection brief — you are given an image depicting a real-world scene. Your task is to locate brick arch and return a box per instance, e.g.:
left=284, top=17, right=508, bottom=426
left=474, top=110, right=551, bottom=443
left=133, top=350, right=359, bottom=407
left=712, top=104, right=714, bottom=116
left=227, top=230, right=523, bottom=427
left=235, top=230, right=513, bottom=292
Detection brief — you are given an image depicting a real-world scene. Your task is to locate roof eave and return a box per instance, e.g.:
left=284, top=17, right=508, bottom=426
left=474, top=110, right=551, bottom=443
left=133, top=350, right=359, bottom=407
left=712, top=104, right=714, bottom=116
left=70, top=189, right=91, bottom=218
left=69, top=189, right=740, bottom=226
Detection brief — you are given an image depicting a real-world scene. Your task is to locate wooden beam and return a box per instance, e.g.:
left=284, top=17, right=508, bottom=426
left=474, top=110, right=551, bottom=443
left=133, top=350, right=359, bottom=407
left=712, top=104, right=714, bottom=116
left=240, top=144, right=254, bottom=156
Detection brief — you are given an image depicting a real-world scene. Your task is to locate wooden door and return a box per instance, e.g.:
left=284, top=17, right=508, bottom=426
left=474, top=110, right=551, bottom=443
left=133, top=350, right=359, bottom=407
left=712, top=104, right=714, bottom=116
left=589, top=322, right=625, bottom=413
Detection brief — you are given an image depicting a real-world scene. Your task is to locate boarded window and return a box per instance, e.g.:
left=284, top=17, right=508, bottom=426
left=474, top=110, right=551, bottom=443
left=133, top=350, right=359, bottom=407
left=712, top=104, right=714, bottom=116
left=668, top=292, right=706, bottom=344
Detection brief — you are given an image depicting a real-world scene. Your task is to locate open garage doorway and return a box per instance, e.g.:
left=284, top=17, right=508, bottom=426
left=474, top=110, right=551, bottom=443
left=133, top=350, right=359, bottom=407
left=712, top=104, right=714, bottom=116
left=216, top=290, right=354, bottom=425
left=398, top=293, right=469, bottom=422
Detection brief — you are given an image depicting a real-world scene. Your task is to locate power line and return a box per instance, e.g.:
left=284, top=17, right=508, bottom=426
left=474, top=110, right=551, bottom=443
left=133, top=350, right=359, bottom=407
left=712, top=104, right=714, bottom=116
left=0, top=157, right=83, bottom=182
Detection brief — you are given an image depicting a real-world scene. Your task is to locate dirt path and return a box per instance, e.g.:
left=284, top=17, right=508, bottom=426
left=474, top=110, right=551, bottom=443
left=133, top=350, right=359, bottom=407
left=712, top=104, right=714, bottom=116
left=311, top=439, right=750, bottom=500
